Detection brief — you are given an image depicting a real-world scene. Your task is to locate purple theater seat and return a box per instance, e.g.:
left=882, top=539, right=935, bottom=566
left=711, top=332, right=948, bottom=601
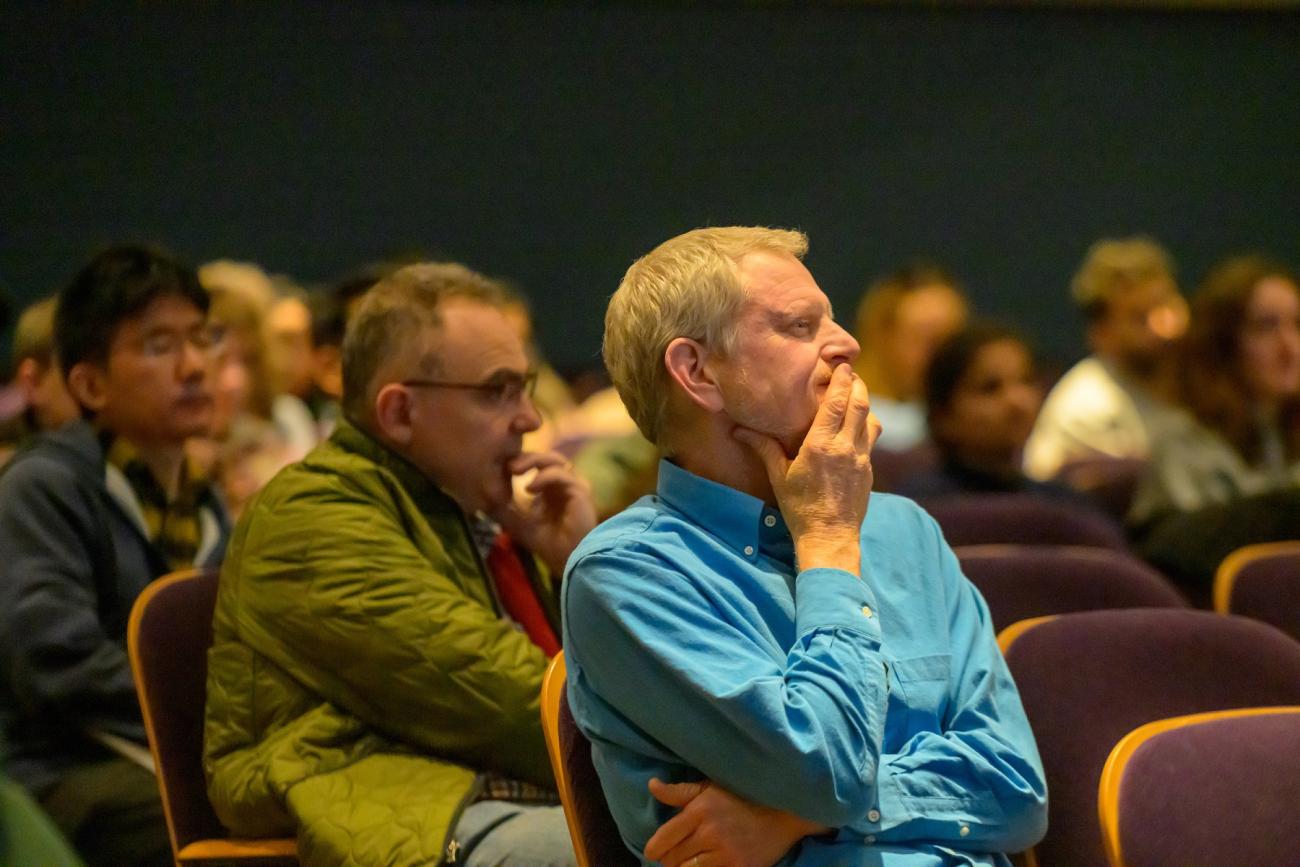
left=957, top=545, right=1187, bottom=633
left=558, top=690, right=638, bottom=866
left=921, top=493, right=1128, bottom=550
left=1000, top=609, right=1300, bottom=867
left=1102, top=708, right=1300, bottom=867
left=1215, top=542, right=1300, bottom=642
left=128, top=569, right=298, bottom=863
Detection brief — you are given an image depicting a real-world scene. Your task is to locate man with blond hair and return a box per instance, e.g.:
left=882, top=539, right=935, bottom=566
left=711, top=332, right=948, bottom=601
left=204, top=262, right=593, bottom=866
left=564, top=227, right=1047, bottom=866
left=1024, top=236, right=1187, bottom=481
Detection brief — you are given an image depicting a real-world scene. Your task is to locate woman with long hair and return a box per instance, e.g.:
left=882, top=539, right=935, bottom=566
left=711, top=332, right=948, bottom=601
left=1130, top=254, right=1300, bottom=596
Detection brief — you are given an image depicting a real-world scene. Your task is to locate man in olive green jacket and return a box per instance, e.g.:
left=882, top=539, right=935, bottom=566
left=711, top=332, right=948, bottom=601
left=204, top=263, right=596, bottom=866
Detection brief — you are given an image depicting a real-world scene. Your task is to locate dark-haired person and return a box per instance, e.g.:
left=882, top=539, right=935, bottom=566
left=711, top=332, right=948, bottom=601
left=0, top=245, right=230, bottom=867
left=851, top=263, right=968, bottom=451
left=897, top=324, right=1090, bottom=505
left=1129, top=255, right=1300, bottom=595
left=204, top=263, right=593, bottom=866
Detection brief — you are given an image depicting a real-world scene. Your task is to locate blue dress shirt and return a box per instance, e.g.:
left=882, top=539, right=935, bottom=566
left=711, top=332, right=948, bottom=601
left=563, top=459, right=1047, bottom=866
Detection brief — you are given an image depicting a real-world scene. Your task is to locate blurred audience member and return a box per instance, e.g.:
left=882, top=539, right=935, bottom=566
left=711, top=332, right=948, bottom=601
left=1024, top=236, right=1187, bottom=480
left=302, top=266, right=388, bottom=436
left=266, top=293, right=315, bottom=398
left=204, top=263, right=592, bottom=865
left=573, top=429, right=659, bottom=519
left=853, top=262, right=968, bottom=451
left=0, top=298, right=79, bottom=455
left=0, top=245, right=229, bottom=867
left=191, top=283, right=301, bottom=518
left=197, top=259, right=276, bottom=313
left=1129, top=256, right=1300, bottom=596
left=898, top=323, right=1083, bottom=503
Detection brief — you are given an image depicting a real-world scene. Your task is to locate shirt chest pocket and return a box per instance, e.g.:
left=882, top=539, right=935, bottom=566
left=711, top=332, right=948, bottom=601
left=885, top=653, right=952, bottom=741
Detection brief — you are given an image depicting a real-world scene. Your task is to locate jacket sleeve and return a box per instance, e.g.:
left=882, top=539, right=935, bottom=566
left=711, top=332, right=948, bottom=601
left=846, top=514, right=1048, bottom=853
left=0, top=457, right=141, bottom=731
left=224, top=473, right=554, bottom=786
left=565, top=548, right=890, bottom=828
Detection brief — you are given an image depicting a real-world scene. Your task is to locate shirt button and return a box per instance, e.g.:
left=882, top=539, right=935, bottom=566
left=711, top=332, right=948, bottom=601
left=867, top=809, right=881, bottom=823
left=864, top=834, right=876, bottom=844
left=959, top=825, right=970, bottom=837
left=743, top=545, right=754, bottom=556
left=763, top=514, right=777, bottom=527
left=861, top=605, right=873, bottom=618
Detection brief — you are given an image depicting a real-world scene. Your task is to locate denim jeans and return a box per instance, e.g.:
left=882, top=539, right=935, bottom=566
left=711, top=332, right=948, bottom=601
left=450, top=799, right=578, bottom=867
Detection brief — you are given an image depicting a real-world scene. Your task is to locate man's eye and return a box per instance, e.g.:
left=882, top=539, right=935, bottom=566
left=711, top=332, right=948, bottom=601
left=143, top=334, right=177, bottom=355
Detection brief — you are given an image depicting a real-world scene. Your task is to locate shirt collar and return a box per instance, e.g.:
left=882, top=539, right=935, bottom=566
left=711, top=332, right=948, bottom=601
left=656, top=458, right=791, bottom=563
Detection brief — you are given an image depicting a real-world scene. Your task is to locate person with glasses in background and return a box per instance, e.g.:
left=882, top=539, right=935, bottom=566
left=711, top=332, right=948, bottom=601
left=0, top=245, right=231, bottom=867
left=204, top=262, right=594, bottom=867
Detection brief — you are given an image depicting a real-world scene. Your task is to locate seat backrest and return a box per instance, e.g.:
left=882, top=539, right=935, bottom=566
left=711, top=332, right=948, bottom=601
left=999, top=609, right=1300, bottom=867
left=1053, top=456, right=1147, bottom=521
left=1098, top=706, right=1300, bottom=867
left=540, top=653, right=637, bottom=867
left=921, top=494, right=1128, bottom=550
left=957, top=545, right=1186, bottom=633
left=1215, top=541, right=1300, bottom=642
left=128, top=568, right=228, bottom=853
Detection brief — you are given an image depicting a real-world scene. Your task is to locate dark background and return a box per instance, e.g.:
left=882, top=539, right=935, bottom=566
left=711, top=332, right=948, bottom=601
left=3, top=2, right=1298, bottom=374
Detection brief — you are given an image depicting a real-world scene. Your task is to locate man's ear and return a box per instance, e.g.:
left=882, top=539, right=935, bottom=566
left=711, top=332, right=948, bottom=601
left=13, top=358, right=39, bottom=401
left=664, top=337, right=725, bottom=413
left=373, top=383, right=414, bottom=446
left=64, top=361, right=106, bottom=416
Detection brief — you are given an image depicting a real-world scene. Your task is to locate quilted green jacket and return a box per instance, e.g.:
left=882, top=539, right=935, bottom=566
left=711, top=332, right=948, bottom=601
left=203, top=420, right=559, bottom=866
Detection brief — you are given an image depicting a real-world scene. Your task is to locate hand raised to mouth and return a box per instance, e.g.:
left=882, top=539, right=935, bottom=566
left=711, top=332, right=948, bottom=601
left=491, top=451, right=597, bottom=577
left=733, top=363, right=882, bottom=577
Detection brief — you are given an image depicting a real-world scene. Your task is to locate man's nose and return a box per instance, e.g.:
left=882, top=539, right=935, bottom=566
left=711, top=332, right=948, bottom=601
left=825, top=320, right=860, bottom=367
left=177, top=338, right=210, bottom=380
left=512, top=394, right=543, bottom=434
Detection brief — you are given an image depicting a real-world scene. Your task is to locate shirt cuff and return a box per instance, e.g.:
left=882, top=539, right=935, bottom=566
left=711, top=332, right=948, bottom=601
left=835, top=757, right=911, bottom=842
left=794, top=567, right=883, bottom=640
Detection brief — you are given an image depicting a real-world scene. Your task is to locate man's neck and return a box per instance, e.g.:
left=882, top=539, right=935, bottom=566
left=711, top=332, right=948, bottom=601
left=671, top=418, right=777, bottom=506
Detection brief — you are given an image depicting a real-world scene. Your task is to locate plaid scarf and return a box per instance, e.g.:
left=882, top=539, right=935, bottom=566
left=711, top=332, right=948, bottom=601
left=105, top=437, right=207, bottom=571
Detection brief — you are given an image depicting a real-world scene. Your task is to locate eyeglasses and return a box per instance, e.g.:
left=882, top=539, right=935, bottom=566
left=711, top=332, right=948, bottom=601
left=138, top=324, right=227, bottom=359
left=401, top=369, right=539, bottom=408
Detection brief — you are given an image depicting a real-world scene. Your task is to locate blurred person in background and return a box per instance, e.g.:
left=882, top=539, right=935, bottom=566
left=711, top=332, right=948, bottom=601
left=1130, top=255, right=1300, bottom=597
left=0, top=245, right=229, bottom=867
left=1024, top=236, right=1186, bottom=483
left=0, top=297, right=80, bottom=458
left=301, top=264, right=393, bottom=437
left=897, top=323, right=1087, bottom=505
left=852, top=262, right=969, bottom=452
left=191, top=283, right=300, bottom=519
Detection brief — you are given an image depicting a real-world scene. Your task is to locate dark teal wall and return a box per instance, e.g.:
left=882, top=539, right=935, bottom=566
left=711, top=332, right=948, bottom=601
left=3, top=2, right=1298, bottom=372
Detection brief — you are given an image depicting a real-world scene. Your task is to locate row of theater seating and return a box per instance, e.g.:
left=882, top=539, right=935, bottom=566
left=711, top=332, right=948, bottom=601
left=127, top=494, right=1300, bottom=866
left=920, top=492, right=1300, bottom=641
